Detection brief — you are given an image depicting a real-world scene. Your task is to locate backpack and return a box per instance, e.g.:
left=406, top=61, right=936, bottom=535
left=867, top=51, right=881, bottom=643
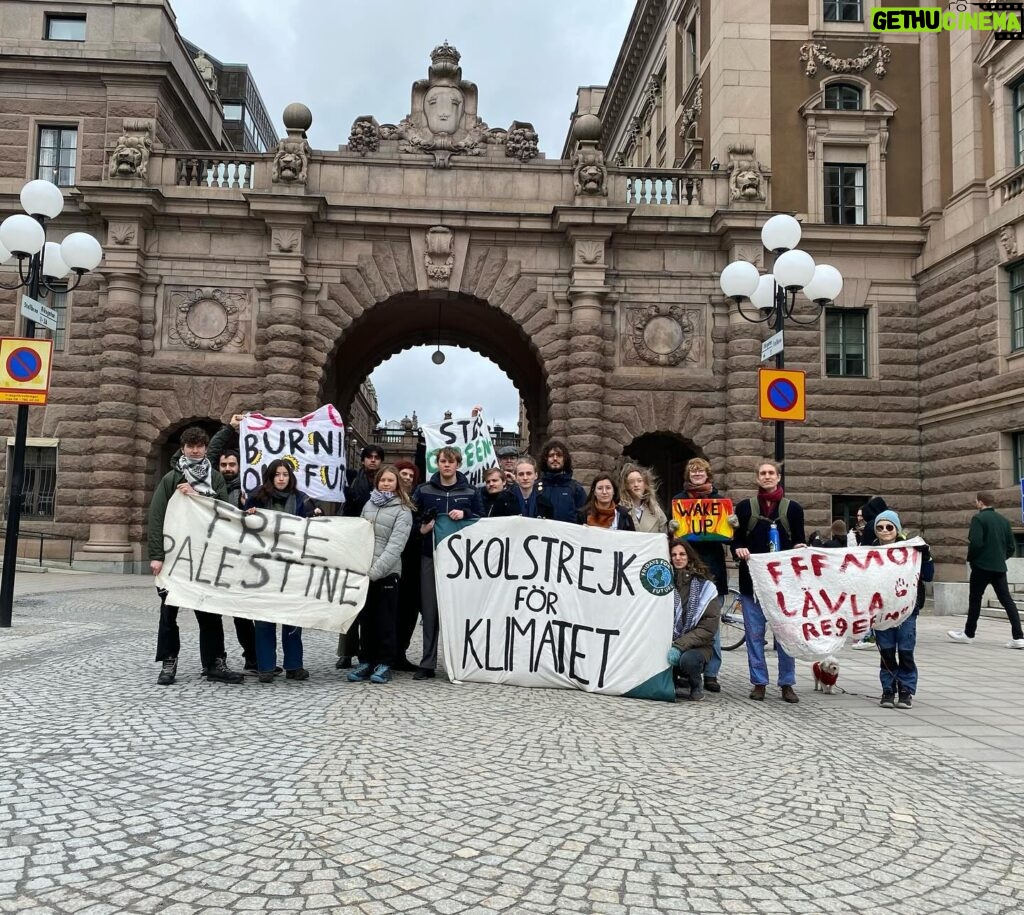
left=742, top=497, right=792, bottom=540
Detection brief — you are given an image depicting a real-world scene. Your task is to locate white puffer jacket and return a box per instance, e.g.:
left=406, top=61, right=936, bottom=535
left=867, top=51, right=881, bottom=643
left=361, top=497, right=413, bottom=581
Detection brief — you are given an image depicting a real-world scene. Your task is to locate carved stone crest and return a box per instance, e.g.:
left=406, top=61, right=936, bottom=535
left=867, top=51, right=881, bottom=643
left=108, top=223, right=137, bottom=246
left=727, top=144, right=765, bottom=202
left=572, top=142, right=607, bottom=197
left=167, top=287, right=249, bottom=352
left=800, top=43, right=891, bottom=80
left=108, top=128, right=152, bottom=180
left=396, top=42, right=489, bottom=168
left=272, top=135, right=310, bottom=184
left=623, top=305, right=700, bottom=367
left=575, top=240, right=604, bottom=265
left=348, top=116, right=380, bottom=156
left=272, top=229, right=300, bottom=253
left=424, top=226, right=455, bottom=289
left=505, top=121, right=539, bottom=162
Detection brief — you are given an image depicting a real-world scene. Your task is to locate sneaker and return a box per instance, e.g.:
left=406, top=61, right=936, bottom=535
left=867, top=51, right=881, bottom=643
left=369, top=664, right=393, bottom=684
left=335, top=656, right=353, bottom=670
left=157, top=658, right=177, bottom=686
left=686, top=687, right=705, bottom=702
left=205, top=658, right=244, bottom=684
left=880, top=691, right=895, bottom=708
left=749, top=685, right=766, bottom=701
left=780, top=685, right=799, bottom=704
left=347, top=663, right=373, bottom=682
left=947, top=630, right=974, bottom=644
left=412, top=667, right=436, bottom=680
left=896, top=691, right=913, bottom=709
left=851, top=638, right=877, bottom=651
left=1006, top=638, right=1024, bottom=649
left=702, top=677, right=721, bottom=693
left=285, top=668, right=310, bottom=681
left=258, top=670, right=275, bottom=683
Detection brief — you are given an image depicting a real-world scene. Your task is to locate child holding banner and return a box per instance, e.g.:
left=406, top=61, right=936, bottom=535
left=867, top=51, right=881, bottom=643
left=619, top=463, right=668, bottom=534
left=666, top=540, right=721, bottom=702
left=243, top=460, right=320, bottom=683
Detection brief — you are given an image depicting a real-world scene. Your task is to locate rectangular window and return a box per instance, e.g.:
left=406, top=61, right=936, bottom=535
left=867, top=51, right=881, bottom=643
left=1013, top=430, right=1024, bottom=484
left=824, top=163, right=866, bottom=225
left=222, top=103, right=243, bottom=121
left=825, top=307, right=868, bottom=377
left=31, top=284, right=68, bottom=352
left=823, top=0, right=862, bottom=22
left=45, top=14, right=86, bottom=40
left=5, top=446, right=57, bottom=520
left=37, top=126, right=78, bottom=187
left=1015, top=83, right=1024, bottom=167
left=686, top=25, right=697, bottom=82
left=1010, top=262, right=1024, bottom=352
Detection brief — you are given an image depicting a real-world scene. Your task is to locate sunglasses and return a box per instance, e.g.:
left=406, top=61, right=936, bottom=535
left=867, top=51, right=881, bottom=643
left=875, top=523, right=896, bottom=532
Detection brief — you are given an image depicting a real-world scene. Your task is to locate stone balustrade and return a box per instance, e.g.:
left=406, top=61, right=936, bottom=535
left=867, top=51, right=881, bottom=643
left=172, top=154, right=262, bottom=189
left=992, top=162, right=1024, bottom=206
left=614, top=168, right=708, bottom=206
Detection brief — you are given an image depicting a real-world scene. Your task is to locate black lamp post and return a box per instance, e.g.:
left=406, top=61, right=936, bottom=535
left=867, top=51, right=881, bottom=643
left=719, top=214, right=844, bottom=470
left=0, top=179, right=103, bottom=627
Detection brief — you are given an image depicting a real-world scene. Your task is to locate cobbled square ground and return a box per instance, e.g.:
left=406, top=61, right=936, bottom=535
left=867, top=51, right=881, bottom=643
left=1, top=571, right=1022, bottom=914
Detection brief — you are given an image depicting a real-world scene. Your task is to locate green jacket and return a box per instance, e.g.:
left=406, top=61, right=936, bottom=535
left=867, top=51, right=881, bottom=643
left=147, top=468, right=228, bottom=561
left=967, top=507, right=1016, bottom=573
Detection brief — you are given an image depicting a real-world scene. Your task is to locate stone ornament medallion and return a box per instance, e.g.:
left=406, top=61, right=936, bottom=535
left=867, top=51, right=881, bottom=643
left=166, top=287, right=249, bottom=352
left=623, top=305, right=699, bottom=366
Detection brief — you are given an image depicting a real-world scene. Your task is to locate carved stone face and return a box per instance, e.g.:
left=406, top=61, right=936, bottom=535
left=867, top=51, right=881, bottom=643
left=424, top=86, right=463, bottom=135
left=733, top=161, right=761, bottom=199
left=112, top=145, right=142, bottom=176
left=579, top=164, right=604, bottom=192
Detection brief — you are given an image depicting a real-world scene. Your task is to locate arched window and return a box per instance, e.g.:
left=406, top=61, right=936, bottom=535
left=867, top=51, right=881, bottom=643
left=824, top=83, right=863, bottom=111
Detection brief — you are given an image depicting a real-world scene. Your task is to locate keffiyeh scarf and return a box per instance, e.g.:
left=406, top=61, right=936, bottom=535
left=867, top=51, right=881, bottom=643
left=176, top=454, right=215, bottom=496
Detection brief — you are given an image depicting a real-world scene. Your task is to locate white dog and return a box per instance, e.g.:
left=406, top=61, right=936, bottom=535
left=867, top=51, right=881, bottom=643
left=812, top=658, right=840, bottom=694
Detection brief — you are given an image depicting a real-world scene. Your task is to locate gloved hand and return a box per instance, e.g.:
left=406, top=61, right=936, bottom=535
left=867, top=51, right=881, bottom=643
left=667, top=646, right=682, bottom=667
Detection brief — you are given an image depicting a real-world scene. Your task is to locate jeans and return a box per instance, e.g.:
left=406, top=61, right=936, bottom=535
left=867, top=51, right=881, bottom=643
left=154, top=588, right=226, bottom=670
left=360, top=574, right=400, bottom=667
left=255, top=621, right=303, bottom=672
left=967, top=567, right=1024, bottom=640
left=876, top=615, right=917, bottom=695
left=740, top=594, right=795, bottom=687
left=705, top=628, right=723, bottom=679
left=675, top=648, right=706, bottom=691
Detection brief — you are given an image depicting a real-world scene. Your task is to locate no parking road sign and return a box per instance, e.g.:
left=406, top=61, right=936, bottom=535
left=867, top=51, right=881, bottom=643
left=0, top=337, right=54, bottom=405
left=759, top=368, right=806, bottom=422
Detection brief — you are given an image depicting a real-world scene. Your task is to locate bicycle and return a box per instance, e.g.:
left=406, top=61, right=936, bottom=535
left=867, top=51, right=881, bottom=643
left=720, top=588, right=746, bottom=650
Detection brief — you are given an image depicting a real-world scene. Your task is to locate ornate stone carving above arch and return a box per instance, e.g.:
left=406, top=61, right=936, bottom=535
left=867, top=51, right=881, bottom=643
left=163, top=286, right=251, bottom=353
left=621, top=304, right=705, bottom=368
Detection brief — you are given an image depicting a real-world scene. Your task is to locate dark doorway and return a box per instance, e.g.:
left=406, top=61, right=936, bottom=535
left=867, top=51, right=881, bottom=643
left=153, top=418, right=221, bottom=489
left=622, top=433, right=699, bottom=510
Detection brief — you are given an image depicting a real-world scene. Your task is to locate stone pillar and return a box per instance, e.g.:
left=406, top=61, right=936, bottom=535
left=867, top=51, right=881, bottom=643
left=259, top=276, right=306, bottom=414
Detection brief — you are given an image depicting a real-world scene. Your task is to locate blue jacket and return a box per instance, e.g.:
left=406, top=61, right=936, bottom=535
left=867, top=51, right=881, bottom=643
left=413, top=471, right=483, bottom=556
left=537, top=471, right=586, bottom=524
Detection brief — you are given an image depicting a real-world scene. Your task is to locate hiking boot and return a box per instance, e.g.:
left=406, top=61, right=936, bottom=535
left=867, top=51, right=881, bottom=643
left=157, top=658, right=177, bottom=686
left=947, top=630, right=974, bottom=644
left=703, top=677, right=721, bottom=693
left=335, top=656, right=353, bottom=669
left=749, top=685, right=766, bottom=701
left=896, top=691, right=913, bottom=709
left=880, top=691, right=895, bottom=708
left=285, top=668, right=310, bottom=681
left=369, top=664, right=393, bottom=684
left=780, top=685, right=799, bottom=704
left=347, top=663, right=373, bottom=682
left=687, top=687, right=705, bottom=702
left=258, top=670, right=275, bottom=683
left=205, top=658, right=244, bottom=684
left=412, top=667, right=436, bottom=681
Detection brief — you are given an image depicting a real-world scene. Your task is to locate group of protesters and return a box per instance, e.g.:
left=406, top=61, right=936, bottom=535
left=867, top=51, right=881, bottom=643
left=148, top=415, right=1024, bottom=706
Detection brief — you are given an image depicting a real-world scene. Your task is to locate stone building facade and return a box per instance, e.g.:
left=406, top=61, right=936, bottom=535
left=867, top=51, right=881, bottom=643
left=0, top=0, right=1022, bottom=581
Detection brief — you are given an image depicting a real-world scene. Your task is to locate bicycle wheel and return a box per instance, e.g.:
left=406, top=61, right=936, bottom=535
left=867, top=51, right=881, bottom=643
left=719, top=589, right=746, bottom=651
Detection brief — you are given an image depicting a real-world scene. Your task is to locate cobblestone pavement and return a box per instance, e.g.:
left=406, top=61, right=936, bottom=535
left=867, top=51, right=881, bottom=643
left=2, top=571, right=1023, bottom=914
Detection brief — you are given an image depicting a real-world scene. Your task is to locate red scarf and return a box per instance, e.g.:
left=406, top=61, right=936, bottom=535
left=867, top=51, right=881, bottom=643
left=685, top=482, right=713, bottom=498
left=587, top=504, right=617, bottom=528
left=757, top=485, right=784, bottom=519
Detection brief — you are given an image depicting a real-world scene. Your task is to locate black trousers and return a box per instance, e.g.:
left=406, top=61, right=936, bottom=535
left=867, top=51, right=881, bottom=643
left=231, top=617, right=257, bottom=666
left=359, top=574, right=400, bottom=667
left=967, top=567, right=1024, bottom=640
left=396, top=547, right=422, bottom=660
left=154, top=588, right=227, bottom=670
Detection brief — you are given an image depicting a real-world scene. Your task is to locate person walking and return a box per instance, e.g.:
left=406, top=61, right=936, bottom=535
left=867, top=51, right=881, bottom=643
left=619, top=463, right=668, bottom=533
left=243, top=460, right=320, bottom=683
left=347, top=465, right=413, bottom=684
left=666, top=539, right=721, bottom=702
left=149, top=426, right=244, bottom=686
left=731, top=461, right=806, bottom=704
left=948, top=492, right=1024, bottom=649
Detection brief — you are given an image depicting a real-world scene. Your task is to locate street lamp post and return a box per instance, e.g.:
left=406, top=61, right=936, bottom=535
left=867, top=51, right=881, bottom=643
left=719, top=213, right=844, bottom=471
left=0, top=180, right=103, bottom=627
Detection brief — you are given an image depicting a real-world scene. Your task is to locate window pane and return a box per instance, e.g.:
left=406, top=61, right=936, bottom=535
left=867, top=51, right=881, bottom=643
left=6, top=447, right=57, bottom=519
left=59, top=129, right=78, bottom=151
left=47, top=16, right=86, bottom=40
left=825, top=309, right=868, bottom=377
left=223, top=103, right=243, bottom=120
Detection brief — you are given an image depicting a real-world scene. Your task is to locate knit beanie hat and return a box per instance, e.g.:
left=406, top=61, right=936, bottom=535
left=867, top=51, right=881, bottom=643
left=873, top=509, right=902, bottom=531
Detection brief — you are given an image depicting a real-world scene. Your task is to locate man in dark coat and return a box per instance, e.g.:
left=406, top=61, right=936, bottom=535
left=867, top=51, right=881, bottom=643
left=949, top=492, right=1024, bottom=648
left=537, top=439, right=586, bottom=524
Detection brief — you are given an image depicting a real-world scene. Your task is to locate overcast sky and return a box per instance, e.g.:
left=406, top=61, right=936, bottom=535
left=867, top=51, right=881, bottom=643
left=171, top=0, right=634, bottom=430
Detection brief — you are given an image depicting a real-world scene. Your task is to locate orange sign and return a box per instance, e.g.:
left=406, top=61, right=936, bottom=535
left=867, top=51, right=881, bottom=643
left=0, top=337, right=53, bottom=405
left=671, top=498, right=734, bottom=542
left=759, top=368, right=806, bottom=422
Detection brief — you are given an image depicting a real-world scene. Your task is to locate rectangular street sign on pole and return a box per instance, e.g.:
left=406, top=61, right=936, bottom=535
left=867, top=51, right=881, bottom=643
left=20, top=295, right=58, bottom=331
left=761, top=330, right=784, bottom=363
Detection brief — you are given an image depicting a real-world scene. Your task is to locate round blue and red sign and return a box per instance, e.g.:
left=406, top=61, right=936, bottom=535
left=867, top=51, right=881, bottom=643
left=766, top=378, right=799, bottom=413
left=6, top=347, right=42, bottom=383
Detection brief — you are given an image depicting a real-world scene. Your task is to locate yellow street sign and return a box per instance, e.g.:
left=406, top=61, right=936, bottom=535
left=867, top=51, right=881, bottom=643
left=0, top=337, right=54, bottom=405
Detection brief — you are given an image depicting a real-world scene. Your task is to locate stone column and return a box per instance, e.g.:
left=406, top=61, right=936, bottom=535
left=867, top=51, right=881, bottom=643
left=259, top=275, right=306, bottom=414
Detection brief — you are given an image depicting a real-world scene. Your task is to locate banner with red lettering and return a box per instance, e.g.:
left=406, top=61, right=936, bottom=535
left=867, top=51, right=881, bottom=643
left=745, top=540, right=926, bottom=660
left=671, top=498, right=734, bottom=542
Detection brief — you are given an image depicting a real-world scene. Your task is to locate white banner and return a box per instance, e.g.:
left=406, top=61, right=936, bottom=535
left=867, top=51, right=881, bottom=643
left=434, top=516, right=676, bottom=701
left=422, top=413, right=498, bottom=488
left=240, top=405, right=346, bottom=502
left=154, top=493, right=373, bottom=632
left=746, top=540, right=925, bottom=660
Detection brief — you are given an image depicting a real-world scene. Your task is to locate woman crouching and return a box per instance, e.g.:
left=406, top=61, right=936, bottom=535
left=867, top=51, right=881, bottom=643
left=666, top=539, right=721, bottom=702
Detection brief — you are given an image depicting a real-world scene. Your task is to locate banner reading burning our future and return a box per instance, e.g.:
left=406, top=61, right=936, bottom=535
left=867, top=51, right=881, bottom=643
left=433, top=516, right=676, bottom=701
left=422, top=413, right=498, bottom=488
left=240, top=405, right=346, bottom=502
left=745, top=540, right=926, bottom=661
left=155, top=493, right=373, bottom=632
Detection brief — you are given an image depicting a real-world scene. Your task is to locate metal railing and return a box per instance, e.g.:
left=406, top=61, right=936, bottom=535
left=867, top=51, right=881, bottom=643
left=0, top=528, right=75, bottom=567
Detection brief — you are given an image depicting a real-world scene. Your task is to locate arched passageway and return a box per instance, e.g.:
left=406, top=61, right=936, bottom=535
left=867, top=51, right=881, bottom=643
left=622, top=432, right=700, bottom=508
